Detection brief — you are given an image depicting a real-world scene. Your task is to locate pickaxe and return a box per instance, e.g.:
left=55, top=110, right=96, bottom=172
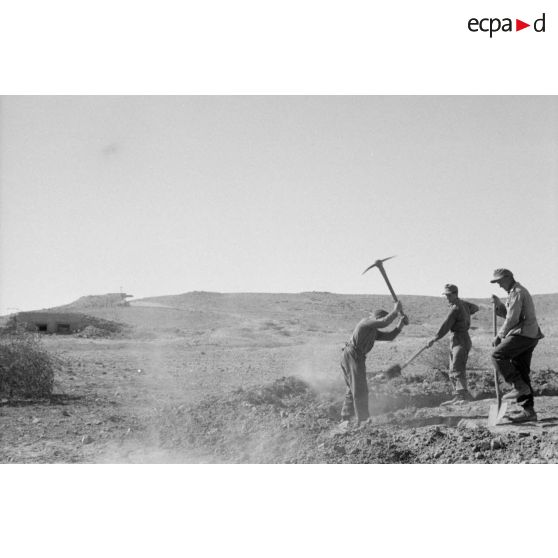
left=362, top=255, right=409, bottom=325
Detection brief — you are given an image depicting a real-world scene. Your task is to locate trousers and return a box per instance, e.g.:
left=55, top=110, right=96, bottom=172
left=449, top=332, right=472, bottom=394
left=491, top=334, right=539, bottom=409
left=340, top=344, right=369, bottom=422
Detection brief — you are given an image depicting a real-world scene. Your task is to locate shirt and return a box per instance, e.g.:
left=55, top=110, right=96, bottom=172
left=348, top=311, right=400, bottom=357
left=435, top=299, right=479, bottom=340
left=495, top=282, right=543, bottom=339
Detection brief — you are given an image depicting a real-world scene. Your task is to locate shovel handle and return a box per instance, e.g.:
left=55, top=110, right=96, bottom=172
left=493, top=302, right=502, bottom=405
left=400, top=344, right=429, bottom=371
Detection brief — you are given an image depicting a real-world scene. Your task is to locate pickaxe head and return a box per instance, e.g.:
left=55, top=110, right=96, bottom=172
left=362, top=255, right=396, bottom=275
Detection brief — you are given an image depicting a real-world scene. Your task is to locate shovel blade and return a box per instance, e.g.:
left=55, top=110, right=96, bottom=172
left=487, top=401, right=508, bottom=426
left=384, top=364, right=402, bottom=379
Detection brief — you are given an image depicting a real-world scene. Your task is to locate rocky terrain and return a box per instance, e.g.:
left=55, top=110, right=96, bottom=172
left=1, top=291, right=557, bottom=463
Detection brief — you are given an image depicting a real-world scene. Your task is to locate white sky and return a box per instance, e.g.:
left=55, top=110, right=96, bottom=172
left=1, top=95, right=557, bottom=313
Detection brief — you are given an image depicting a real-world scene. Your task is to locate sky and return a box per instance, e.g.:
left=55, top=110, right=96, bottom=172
left=1, top=95, right=557, bottom=313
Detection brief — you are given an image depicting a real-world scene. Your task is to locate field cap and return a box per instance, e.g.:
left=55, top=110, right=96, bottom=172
left=442, top=284, right=458, bottom=295
left=374, top=309, right=389, bottom=319
left=490, top=268, right=513, bottom=283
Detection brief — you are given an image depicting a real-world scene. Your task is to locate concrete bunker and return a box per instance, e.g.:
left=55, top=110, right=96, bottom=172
left=7, top=311, right=124, bottom=336
left=13, top=312, right=89, bottom=334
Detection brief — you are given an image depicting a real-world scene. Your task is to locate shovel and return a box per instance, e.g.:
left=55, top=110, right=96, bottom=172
left=375, top=344, right=430, bottom=379
left=488, top=302, right=507, bottom=426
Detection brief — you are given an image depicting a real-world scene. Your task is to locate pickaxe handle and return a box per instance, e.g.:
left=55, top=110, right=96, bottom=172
left=377, top=262, right=409, bottom=325
left=376, top=262, right=398, bottom=302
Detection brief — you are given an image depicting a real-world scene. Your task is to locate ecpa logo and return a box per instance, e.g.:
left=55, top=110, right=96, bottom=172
left=468, top=12, right=546, bottom=37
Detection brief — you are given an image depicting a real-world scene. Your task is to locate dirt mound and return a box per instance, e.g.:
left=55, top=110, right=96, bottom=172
left=72, top=316, right=129, bottom=338
left=155, top=371, right=558, bottom=464
left=157, top=377, right=340, bottom=463
left=319, top=412, right=555, bottom=464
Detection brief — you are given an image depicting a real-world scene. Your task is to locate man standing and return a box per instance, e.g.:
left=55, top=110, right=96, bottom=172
left=427, top=284, right=479, bottom=405
left=490, top=268, right=544, bottom=423
left=340, top=300, right=406, bottom=423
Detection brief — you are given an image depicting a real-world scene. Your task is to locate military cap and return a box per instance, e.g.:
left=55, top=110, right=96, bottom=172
left=442, top=284, right=458, bottom=295
left=490, top=268, right=514, bottom=283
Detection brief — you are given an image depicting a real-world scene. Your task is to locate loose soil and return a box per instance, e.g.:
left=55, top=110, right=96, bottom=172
left=1, top=292, right=558, bottom=463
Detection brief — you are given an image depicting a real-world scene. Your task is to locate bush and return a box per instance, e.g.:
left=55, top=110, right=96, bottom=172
left=0, top=334, right=60, bottom=398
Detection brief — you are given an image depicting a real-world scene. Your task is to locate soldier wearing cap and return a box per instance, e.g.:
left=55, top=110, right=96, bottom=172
left=490, top=268, right=543, bottom=422
left=427, top=284, right=479, bottom=405
left=340, top=301, right=406, bottom=423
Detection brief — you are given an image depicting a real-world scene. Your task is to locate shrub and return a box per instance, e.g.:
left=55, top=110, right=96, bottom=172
left=0, top=334, right=60, bottom=398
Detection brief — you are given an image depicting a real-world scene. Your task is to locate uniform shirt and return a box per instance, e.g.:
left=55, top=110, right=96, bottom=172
left=435, top=299, right=479, bottom=340
left=495, top=282, right=543, bottom=339
left=349, top=312, right=400, bottom=357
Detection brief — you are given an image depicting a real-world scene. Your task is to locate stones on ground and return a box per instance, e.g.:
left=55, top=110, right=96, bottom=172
left=329, top=420, right=351, bottom=438
left=490, top=437, right=503, bottom=450
left=120, top=370, right=558, bottom=463
left=457, top=418, right=481, bottom=430
left=540, top=444, right=557, bottom=460
left=81, top=435, right=94, bottom=444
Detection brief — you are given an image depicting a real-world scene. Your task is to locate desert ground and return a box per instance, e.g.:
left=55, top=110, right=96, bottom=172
left=2, top=291, right=558, bottom=463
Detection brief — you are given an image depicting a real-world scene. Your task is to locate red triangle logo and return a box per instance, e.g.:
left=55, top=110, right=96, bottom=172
left=516, top=19, right=530, bottom=31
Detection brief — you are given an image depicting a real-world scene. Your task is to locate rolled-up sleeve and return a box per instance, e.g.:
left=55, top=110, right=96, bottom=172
left=376, top=327, right=401, bottom=341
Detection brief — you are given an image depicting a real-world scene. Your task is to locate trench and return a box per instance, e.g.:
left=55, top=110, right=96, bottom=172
left=397, top=415, right=465, bottom=428
left=369, top=392, right=450, bottom=415
left=368, top=386, right=558, bottom=417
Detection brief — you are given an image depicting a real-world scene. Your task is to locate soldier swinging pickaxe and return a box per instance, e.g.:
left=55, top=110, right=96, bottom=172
left=362, top=255, right=409, bottom=325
